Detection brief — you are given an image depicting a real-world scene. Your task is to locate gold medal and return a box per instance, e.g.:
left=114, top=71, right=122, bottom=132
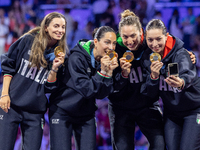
left=123, top=51, right=134, bottom=62
left=107, top=50, right=117, bottom=60
left=54, top=46, right=64, bottom=57
left=150, top=52, right=161, bottom=62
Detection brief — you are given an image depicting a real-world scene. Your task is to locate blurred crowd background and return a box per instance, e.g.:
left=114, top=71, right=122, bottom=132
left=0, top=0, right=200, bottom=149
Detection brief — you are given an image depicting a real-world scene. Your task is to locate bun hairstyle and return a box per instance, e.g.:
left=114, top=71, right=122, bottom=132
left=120, top=9, right=135, bottom=19
left=119, top=9, right=142, bottom=35
left=145, top=19, right=167, bottom=36
left=92, top=26, right=115, bottom=41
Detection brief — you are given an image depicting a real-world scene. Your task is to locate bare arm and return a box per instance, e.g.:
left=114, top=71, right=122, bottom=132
left=47, top=52, right=65, bottom=82
left=0, top=76, right=12, bottom=113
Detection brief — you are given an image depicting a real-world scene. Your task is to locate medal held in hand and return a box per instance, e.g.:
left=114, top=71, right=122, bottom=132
left=150, top=52, right=161, bottom=62
left=54, top=46, right=64, bottom=57
left=107, top=50, right=117, bottom=60
left=123, top=51, right=134, bottom=62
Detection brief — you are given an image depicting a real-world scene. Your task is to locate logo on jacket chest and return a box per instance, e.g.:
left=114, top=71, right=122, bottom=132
left=129, top=67, right=143, bottom=83
left=159, top=75, right=181, bottom=93
left=87, top=67, right=91, bottom=73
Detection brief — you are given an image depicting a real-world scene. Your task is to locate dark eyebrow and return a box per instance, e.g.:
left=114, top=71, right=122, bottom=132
left=122, top=34, right=136, bottom=37
left=105, top=39, right=111, bottom=42
left=54, top=23, right=65, bottom=26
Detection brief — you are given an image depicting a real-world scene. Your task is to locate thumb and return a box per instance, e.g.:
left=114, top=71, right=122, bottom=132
left=7, top=99, right=10, bottom=109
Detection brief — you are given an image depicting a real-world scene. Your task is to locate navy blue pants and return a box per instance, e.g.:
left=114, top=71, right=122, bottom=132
left=164, top=112, right=200, bottom=150
left=49, top=108, right=96, bottom=150
left=108, top=104, right=165, bottom=150
left=0, top=105, right=44, bottom=150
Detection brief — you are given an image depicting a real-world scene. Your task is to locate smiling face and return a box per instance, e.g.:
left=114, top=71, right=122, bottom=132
left=121, top=25, right=141, bottom=51
left=146, top=28, right=167, bottom=56
left=45, top=17, right=66, bottom=46
left=94, top=32, right=117, bottom=61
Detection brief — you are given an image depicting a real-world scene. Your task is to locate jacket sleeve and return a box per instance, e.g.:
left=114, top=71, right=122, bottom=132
left=174, top=49, right=197, bottom=89
left=45, top=80, right=58, bottom=93
left=1, top=35, right=32, bottom=76
left=140, top=64, right=160, bottom=99
left=112, top=65, right=129, bottom=91
left=67, top=53, right=114, bottom=99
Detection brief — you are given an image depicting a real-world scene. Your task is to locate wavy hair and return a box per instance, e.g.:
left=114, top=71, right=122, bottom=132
left=26, top=12, right=68, bottom=69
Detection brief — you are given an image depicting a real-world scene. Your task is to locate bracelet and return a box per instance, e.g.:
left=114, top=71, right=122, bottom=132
left=150, top=74, right=159, bottom=80
left=47, top=78, right=57, bottom=83
left=1, top=95, right=9, bottom=98
left=51, top=69, right=58, bottom=73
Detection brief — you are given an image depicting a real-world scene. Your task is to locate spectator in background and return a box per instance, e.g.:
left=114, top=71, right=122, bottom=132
left=146, top=0, right=156, bottom=21
left=64, top=8, right=74, bottom=39
left=85, top=21, right=94, bottom=39
left=0, top=8, right=9, bottom=26
left=191, top=15, right=200, bottom=76
left=92, top=0, right=109, bottom=27
left=191, top=35, right=200, bottom=76
left=168, top=9, right=183, bottom=40
left=22, top=17, right=36, bottom=34
left=97, top=101, right=111, bottom=149
left=11, top=0, right=25, bottom=25
left=195, top=15, right=200, bottom=35
left=154, top=11, right=162, bottom=21
left=135, top=0, right=147, bottom=27
left=20, top=0, right=34, bottom=21
left=67, top=21, right=92, bottom=50
left=46, top=0, right=56, bottom=4
left=109, top=0, right=121, bottom=26
left=4, top=10, right=20, bottom=52
left=0, top=12, right=9, bottom=55
left=100, top=5, right=116, bottom=31
left=181, top=7, right=196, bottom=50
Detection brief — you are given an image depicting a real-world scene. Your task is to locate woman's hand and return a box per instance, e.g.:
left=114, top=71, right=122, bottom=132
left=119, top=57, right=132, bottom=77
left=186, top=50, right=196, bottom=64
left=52, top=52, right=65, bottom=71
left=150, top=61, right=163, bottom=78
left=101, top=55, right=112, bottom=73
left=48, top=52, right=65, bottom=82
left=0, top=95, right=10, bottom=113
left=165, top=75, right=184, bottom=88
left=106, top=57, right=119, bottom=76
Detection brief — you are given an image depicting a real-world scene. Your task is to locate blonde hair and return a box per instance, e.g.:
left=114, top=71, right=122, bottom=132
left=26, top=12, right=68, bottom=69
left=119, top=9, right=142, bottom=35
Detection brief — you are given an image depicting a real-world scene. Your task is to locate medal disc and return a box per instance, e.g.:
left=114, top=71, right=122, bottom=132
left=150, top=53, right=161, bottom=62
left=123, top=52, right=134, bottom=62
left=107, top=50, right=117, bottom=60
left=54, top=46, right=64, bottom=57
